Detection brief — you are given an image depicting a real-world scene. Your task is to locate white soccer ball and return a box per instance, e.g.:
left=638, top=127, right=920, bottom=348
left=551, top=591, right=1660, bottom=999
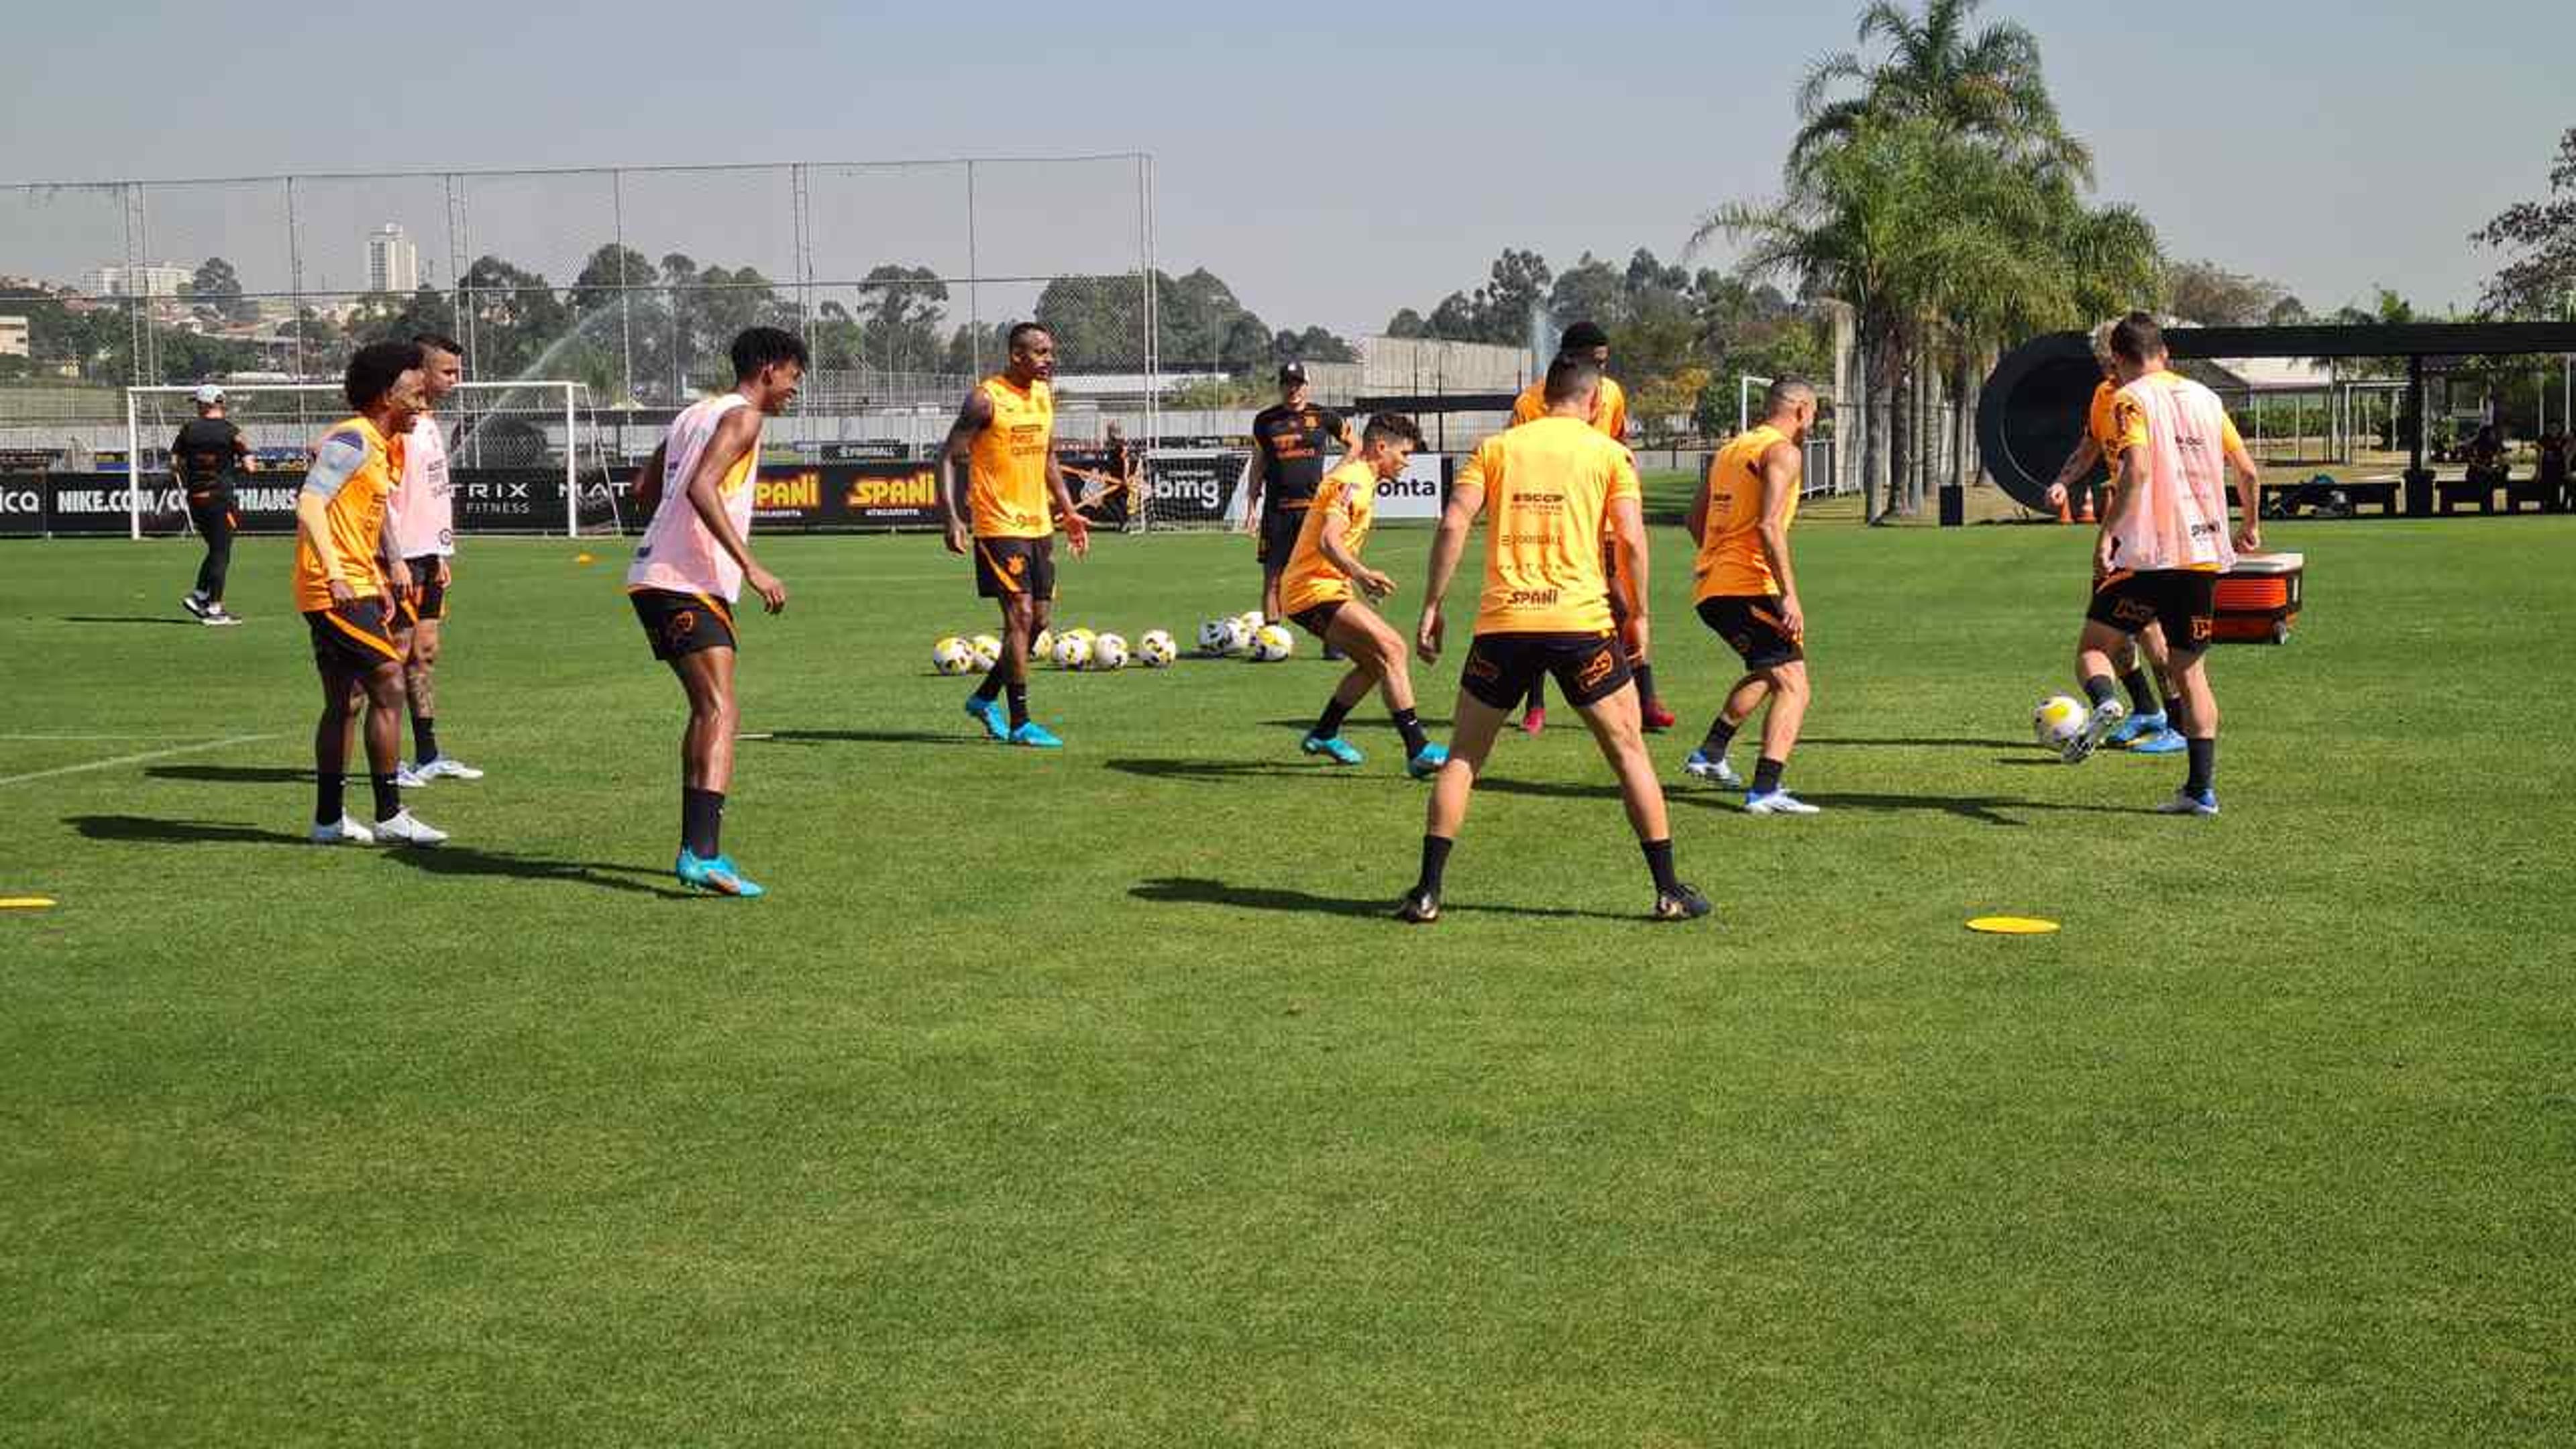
left=1052, top=632, right=1093, bottom=670
left=1030, top=627, right=1055, bottom=662
left=932, top=635, right=975, bottom=675
left=1199, top=617, right=1251, bottom=656
left=969, top=633, right=1002, bottom=669
left=1250, top=623, right=1295, bottom=662
left=1137, top=629, right=1177, bottom=667
left=1236, top=610, right=1265, bottom=637
left=1092, top=632, right=1130, bottom=671
left=2033, top=694, right=2088, bottom=751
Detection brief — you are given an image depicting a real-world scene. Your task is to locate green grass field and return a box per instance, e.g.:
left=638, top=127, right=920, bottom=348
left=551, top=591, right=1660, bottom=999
left=4, top=514, right=2573, bottom=1446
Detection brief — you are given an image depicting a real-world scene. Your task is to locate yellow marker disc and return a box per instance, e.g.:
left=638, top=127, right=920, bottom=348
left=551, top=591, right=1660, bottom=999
left=1, top=896, right=58, bottom=910
left=574, top=552, right=597, bottom=565
left=1968, top=916, right=2059, bottom=935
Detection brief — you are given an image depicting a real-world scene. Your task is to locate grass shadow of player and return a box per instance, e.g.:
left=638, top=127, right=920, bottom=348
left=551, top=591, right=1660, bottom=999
left=1782, top=791, right=2144, bottom=826
left=1105, top=757, right=1383, bottom=786
left=1802, top=735, right=2028, bottom=751
left=1254, top=716, right=1456, bottom=733
left=67, top=814, right=309, bottom=846
left=754, top=729, right=985, bottom=748
left=1132, top=875, right=1638, bottom=924
left=146, top=765, right=313, bottom=785
left=64, top=814, right=689, bottom=898
left=58, top=615, right=202, bottom=627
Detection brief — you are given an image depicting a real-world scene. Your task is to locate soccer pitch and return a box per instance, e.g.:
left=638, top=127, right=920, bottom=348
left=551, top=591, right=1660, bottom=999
left=4, top=517, right=2571, bottom=1444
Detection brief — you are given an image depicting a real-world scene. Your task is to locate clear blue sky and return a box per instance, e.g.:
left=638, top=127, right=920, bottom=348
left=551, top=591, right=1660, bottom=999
left=4, top=0, right=2568, bottom=337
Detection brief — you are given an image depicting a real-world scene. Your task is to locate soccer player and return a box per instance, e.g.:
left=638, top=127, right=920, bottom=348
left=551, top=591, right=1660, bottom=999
left=1240, top=361, right=1354, bottom=625
left=1505, top=322, right=1674, bottom=735
left=388, top=333, right=484, bottom=788
left=1682, top=377, right=1823, bottom=814
left=941, top=322, right=1090, bottom=748
left=1397, top=355, right=1710, bottom=924
left=625, top=326, right=802, bottom=896
left=1277, top=412, right=1449, bottom=777
left=174, top=384, right=250, bottom=626
left=2068, top=313, right=2263, bottom=814
left=292, top=341, right=445, bottom=847
left=2046, top=321, right=2183, bottom=755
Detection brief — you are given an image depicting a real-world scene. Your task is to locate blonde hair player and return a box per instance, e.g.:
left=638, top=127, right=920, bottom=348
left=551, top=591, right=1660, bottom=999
left=2067, top=311, right=2263, bottom=814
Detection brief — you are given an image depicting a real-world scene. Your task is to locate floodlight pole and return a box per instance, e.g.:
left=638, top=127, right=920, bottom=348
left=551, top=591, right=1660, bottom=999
left=564, top=384, right=580, bottom=538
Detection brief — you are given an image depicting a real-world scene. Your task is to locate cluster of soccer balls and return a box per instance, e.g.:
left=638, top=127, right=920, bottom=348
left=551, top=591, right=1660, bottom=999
left=930, top=627, right=1180, bottom=675
left=1196, top=610, right=1296, bottom=663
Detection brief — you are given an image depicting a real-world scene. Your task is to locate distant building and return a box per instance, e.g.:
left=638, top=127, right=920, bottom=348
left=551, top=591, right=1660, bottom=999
left=0, top=315, right=28, bottom=358
left=366, top=223, right=419, bottom=295
left=80, top=262, right=192, bottom=299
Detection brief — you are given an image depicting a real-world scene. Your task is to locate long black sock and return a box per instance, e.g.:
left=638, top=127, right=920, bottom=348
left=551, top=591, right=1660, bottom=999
left=370, top=773, right=402, bottom=822
left=1313, top=695, right=1356, bottom=740
left=1752, top=757, right=1786, bottom=794
left=315, top=771, right=344, bottom=827
left=1006, top=683, right=1030, bottom=730
left=1392, top=707, right=1429, bottom=758
left=2186, top=738, right=2216, bottom=797
left=682, top=787, right=724, bottom=857
left=2082, top=674, right=2121, bottom=710
left=1523, top=677, right=1547, bottom=713
left=1701, top=717, right=1739, bottom=756
left=973, top=658, right=1007, bottom=702
left=1415, top=835, right=1454, bottom=896
left=1642, top=837, right=1680, bottom=895
left=2121, top=668, right=2161, bottom=718
left=1633, top=663, right=1659, bottom=705
left=411, top=713, right=438, bottom=763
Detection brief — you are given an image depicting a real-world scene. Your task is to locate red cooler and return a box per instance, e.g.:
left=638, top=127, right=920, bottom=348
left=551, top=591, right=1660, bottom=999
left=2214, top=551, right=2304, bottom=645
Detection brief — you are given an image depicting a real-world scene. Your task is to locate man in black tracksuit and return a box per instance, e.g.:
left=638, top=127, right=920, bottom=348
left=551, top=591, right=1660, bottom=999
left=174, top=384, right=252, bottom=625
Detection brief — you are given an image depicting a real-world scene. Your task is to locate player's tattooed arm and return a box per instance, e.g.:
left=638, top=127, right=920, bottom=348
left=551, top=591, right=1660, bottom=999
left=1318, top=507, right=1391, bottom=599
left=2048, top=434, right=2101, bottom=508
left=938, top=388, right=993, bottom=555
left=2223, top=430, right=2264, bottom=552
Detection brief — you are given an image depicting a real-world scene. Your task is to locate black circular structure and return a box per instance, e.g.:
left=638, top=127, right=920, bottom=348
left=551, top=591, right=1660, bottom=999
left=1976, top=331, right=2106, bottom=513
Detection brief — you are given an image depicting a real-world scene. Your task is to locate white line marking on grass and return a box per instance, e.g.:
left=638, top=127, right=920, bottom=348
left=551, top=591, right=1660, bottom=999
left=0, top=733, right=239, bottom=741
left=0, top=733, right=278, bottom=788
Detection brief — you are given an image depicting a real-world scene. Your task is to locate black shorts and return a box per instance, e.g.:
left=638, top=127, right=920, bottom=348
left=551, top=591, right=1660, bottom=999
left=305, top=598, right=401, bottom=676
left=400, top=555, right=449, bottom=625
left=1289, top=600, right=1345, bottom=640
left=184, top=487, right=235, bottom=538
left=1460, top=631, right=1631, bottom=712
left=1257, top=500, right=1311, bottom=568
left=630, top=588, right=739, bottom=663
left=2087, top=569, right=2217, bottom=650
left=1697, top=596, right=1805, bottom=669
left=974, top=536, right=1057, bottom=601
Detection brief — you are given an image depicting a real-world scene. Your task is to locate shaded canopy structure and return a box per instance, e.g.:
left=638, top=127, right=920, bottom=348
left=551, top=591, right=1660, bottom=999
left=1976, top=323, right=2576, bottom=516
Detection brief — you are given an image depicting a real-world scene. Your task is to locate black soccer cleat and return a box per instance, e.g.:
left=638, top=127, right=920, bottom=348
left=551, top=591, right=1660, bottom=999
left=1652, top=883, right=1714, bottom=922
left=1394, top=888, right=1442, bottom=924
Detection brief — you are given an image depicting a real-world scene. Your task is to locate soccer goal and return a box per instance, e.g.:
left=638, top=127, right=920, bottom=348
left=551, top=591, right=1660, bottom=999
left=123, top=379, right=623, bottom=540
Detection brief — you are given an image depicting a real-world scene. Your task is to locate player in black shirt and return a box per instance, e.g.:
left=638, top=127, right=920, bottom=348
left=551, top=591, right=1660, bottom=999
left=173, top=384, right=251, bottom=625
left=1240, top=361, right=1355, bottom=625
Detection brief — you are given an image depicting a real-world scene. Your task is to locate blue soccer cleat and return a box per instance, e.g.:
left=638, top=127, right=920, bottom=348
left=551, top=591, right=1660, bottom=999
left=1682, top=749, right=1743, bottom=789
left=1406, top=743, right=1450, bottom=779
left=677, top=849, right=765, bottom=898
left=2131, top=728, right=2187, bottom=755
left=2155, top=789, right=2220, bottom=817
left=965, top=693, right=1008, bottom=741
left=2109, top=710, right=2167, bottom=747
left=1301, top=733, right=1364, bottom=766
left=1008, top=720, right=1064, bottom=749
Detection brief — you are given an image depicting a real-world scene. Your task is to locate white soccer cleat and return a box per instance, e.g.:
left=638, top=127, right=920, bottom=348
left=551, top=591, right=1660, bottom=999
left=394, top=763, right=430, bottom=789
left=2060, top=699, right=2128, bottom=765
left=2155, top=789, right=2220, bottom=817
left=1682, top=749, right=1743, bottom=789
left=413, top=756, right=484, bottom=782
left=309, top=815, right=375, bottom=845
left=372, top=809, right=448, bottom=847
left=1743, top=789, right=1823, bottom=816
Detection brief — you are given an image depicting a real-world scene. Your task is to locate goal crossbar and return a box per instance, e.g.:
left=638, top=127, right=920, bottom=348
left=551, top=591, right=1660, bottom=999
left=123, top=380, right=595, bottom=540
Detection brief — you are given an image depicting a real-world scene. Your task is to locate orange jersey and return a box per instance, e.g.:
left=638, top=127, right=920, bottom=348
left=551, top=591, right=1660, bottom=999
left=1458, top=416, right=1640, bottom=635
left=1279, top=458, right=1379, bottom=616
left=1695, top=423, right=1799, bottom=600
left=1511, top=375, right=1629, bottom=440
left=969, top=374, right=1055, bottom=539
left=2088, top=380, right=2121, bottom=454
left=290, top=415, right=402, bottom=612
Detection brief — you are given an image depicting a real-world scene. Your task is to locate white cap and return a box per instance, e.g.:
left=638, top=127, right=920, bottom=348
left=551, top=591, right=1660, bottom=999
left=193, top=384, right=225, bottom=406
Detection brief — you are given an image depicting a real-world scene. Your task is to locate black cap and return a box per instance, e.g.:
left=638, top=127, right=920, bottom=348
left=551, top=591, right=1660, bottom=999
left=1560, top=321, right=1610, bottom=353
left=1277, top=362, right=1308, bottom=385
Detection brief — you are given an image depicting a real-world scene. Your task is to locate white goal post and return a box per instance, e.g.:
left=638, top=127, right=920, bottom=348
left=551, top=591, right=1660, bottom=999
left=123, top=380, right=596, bottom=541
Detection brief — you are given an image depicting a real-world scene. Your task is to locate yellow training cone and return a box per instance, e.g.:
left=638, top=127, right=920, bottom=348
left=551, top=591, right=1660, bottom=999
left=1967, top=916, right=2059, bottom=935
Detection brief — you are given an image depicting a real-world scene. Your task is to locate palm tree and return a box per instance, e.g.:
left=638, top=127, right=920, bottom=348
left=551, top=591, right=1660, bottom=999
left=1790, top=0, right=2092, bottom=189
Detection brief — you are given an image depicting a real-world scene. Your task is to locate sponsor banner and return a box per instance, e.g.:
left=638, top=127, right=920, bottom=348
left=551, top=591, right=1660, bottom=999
left=735, top=461, right=949, bottom=531
left=0, top=474, right=45, bottom=535
left=820, top=440, right=911, bottom=462
left=1372, top=454, right=1448, bottom=521
left=0, top=448, right=61, bottom=472
left=25, top=474, right=190, bottom=535
left=452, top=470, right=567, bottom=532
left=1143, top=450, right=1248, bottom=526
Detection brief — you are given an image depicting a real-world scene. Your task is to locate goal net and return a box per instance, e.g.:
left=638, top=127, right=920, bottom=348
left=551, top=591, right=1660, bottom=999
left=122, top=380, right=626, bottom=539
